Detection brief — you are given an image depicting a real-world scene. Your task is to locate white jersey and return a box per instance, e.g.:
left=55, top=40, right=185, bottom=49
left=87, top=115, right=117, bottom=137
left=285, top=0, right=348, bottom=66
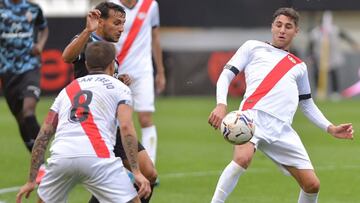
left=49, top=74, right=133, bottom=158
left=110, top=0, right=160, bottom=76
left=227, top=40, right=311, bottom=124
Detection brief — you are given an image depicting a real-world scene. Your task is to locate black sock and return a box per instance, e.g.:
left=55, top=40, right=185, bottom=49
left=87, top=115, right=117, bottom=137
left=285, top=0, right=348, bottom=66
left=88, top=195, right=99, bottom=203
left=24, top=115, right=40, bottom=140
left=18, top=119, right=34, bottom=152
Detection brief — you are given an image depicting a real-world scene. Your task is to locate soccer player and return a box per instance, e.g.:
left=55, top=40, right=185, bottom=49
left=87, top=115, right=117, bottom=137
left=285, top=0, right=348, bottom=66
left=0, top=0, right=48, bottom=152
left=62, top=2, right=157, bottom=203
left=109, top=0, right=166, bottom=165
left=208, top=7, right=354, bottom=203
left=16, top=41, right=151, bottom=203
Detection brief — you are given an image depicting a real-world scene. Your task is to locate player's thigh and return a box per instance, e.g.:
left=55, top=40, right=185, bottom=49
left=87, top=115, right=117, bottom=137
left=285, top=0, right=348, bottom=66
left=130, top=73, right=155, bottom=112
left=37, top=158, right=78, bottom=203
left=232, top=142, right=256, bottom=168
left=82, top=157, right=137, bottom=203
left=1, top=69, right=40, bottom=116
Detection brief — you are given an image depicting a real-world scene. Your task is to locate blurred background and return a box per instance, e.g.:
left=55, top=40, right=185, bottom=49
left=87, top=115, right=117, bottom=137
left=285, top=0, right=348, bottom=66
left=1, top=1, right=360, bottom=202
left=23, top=0, right=360, bottom=100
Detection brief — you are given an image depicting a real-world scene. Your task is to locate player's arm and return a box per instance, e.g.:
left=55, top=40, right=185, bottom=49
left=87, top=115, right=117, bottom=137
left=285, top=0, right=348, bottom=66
left=16, top=110, right=58, bottom=203
left=208, top=41, right=250, bottom=129
left=208, top=66, right=237, bottom=129
left=117, top=103, right=151, bottom=199
left=151, top=26, right=166, bottom=94
left=32, top=6, right=49, bottom=56
left=32, top=27, right=49, bottom=56
left=62, top=9, right=101, bottom=63
left=299, top=98, right=354, bottom=139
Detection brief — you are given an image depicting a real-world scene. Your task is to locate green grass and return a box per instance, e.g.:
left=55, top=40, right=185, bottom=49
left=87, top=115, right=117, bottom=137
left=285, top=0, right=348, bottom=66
left=0, top=96, right=359, bottom=203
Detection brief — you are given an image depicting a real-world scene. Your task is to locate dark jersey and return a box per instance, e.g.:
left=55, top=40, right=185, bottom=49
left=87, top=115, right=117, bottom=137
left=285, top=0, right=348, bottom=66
left=0, top=0, right=47, bottom=74
left=72, top=32, right=104, bottom=78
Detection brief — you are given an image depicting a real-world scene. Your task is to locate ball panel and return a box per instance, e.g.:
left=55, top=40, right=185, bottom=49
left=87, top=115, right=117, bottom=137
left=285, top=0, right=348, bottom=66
left=220, top=110, right=255, bottom=145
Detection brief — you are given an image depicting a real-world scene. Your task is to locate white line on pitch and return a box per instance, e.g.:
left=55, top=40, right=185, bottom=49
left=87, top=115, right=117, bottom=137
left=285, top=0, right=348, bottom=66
left=0, top=186, right=20, bottom=195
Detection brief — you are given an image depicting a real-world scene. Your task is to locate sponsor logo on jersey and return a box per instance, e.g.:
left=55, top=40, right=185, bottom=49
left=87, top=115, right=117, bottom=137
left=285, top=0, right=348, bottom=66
left=287, top=55, right=296, bottom=64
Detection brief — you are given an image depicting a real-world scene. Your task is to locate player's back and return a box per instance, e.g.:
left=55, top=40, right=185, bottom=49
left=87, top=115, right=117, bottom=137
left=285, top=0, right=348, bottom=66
left=49, top=74, right=132, bottom=159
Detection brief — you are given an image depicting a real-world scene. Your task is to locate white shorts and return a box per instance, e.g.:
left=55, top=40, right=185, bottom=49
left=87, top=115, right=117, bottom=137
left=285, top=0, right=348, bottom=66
left=129, top=72, right=155, bottom=112
left=38, top=157, right=137, bottom=203
left=247, top=109, right=314, bottom=175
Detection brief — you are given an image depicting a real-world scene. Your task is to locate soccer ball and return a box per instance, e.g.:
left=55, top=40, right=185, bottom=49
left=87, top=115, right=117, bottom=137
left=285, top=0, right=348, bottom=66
left=220, top=111, right=255, bottom=145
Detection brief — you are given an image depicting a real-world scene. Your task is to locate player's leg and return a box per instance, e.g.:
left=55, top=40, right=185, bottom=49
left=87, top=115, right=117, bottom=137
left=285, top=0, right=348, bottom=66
left=89, top=130, right=157, bottom=203
left=21, top=69, right=41, bottom=149
left=83, top=157, right=138, bottom=203
left=211, top=142, right=255, bottom=203
left=260, top=119, right=319, bottom=203
left=37, top=158, right=78, bottom=203
left=120, top=143, right=157, bottom=203
left=285, top=166, right=320, bottom=203
left=138, top=112, right=157, bottom=164
left=131, top=73, right=157, bottom=164
left=1, top=70, right=40, bottom=152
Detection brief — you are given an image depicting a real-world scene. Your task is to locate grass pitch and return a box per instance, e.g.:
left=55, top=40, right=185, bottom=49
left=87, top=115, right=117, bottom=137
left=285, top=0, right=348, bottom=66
left=0, top=96, right=359, bottom=203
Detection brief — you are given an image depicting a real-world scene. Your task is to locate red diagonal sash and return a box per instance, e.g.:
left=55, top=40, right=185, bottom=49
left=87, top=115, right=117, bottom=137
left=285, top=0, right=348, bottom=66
left=241, top=54, right=302, bottom=111
left=65, top=80, right=110, bottom=158
left=117, top=0, right=153, bottom=65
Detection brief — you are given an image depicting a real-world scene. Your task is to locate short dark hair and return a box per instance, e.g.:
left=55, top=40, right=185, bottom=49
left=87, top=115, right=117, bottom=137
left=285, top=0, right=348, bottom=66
left=95, top=2, right=125, bottom=19
left=272, top=7, right=299, bottom=26
left=85, top=41, right=115, bottom=71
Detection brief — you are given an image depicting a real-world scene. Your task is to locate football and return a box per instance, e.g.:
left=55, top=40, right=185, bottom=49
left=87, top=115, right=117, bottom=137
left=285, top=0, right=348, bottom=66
left=220, top=110, right=255, bottom=145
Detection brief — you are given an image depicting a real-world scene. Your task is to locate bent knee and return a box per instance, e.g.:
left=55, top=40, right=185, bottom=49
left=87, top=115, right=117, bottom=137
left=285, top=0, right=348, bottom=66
left=145, top=168, right=158, bottom=184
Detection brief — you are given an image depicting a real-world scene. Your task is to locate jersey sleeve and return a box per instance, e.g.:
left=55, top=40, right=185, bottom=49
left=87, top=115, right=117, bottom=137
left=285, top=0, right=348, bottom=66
left=226, top=40, right=252, bottom=73
left=50, top=89, right=66, bottom=113
left=34, top=5, right=48, bottom=30
left=150, top=1, right=160, bottom=28
left=116, top=84, right=133, bottom=107
left=296, top=63, right=312, bottom=96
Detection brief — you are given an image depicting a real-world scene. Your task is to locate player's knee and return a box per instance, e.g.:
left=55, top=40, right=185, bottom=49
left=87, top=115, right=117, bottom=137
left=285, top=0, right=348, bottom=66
left=233, top=156, right=252, bottom=169
left=22, top=107, right=36, bottom=117
left=302, top=178, right=320, bottom=193
left=138, top=113, right=153, bottom=127
left=145, top=167, right=158, bottom=184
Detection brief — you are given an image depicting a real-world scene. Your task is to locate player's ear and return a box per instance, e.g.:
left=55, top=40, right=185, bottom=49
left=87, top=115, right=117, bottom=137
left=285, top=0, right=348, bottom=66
left=108, top=60, right=115, bottom=76
left=98, top=18, right=105, bottom=28
left=85, top=61, right=89, bottom=71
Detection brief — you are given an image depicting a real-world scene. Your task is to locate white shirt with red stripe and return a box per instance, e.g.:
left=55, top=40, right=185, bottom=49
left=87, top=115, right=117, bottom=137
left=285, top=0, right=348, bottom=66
left=49, top=74, right=132, bottom=159
left=223, top=40, right=311, bottom=124
left=110, top=0, right=160, bottom=76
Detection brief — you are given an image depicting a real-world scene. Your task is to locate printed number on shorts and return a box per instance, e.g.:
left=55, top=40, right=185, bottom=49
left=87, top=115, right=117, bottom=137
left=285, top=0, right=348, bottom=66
left=70, top=90, right=93, bottom=122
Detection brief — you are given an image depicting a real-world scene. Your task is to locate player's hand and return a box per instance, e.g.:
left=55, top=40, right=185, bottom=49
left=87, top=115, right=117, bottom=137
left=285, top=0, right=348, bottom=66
left=85, top=9, right=101, bottom=32
left=16, top=181, right=36, bottom=203
left=118, top=74, right=132, bottom=86
left=133, top=171, right=151, bottom=199
left=327, top=123, right=354, bottom=139
left=155, top=71, right=166, bottom=94
left=31, top=43, right=43, bottom=55
left=208, top=104, right=227, bottom=129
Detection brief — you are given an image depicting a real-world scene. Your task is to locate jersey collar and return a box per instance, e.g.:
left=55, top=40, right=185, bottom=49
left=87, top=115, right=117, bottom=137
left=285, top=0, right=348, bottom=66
left=90, top=32, right=105, bottom=42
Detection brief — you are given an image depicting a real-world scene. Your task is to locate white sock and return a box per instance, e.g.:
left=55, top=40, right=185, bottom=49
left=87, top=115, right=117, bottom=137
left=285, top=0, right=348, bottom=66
left=211, top=161, right=246, bottom=203
left=298, top=189, right=319, bottom=203
left=141, top=125, right=157, bottom=164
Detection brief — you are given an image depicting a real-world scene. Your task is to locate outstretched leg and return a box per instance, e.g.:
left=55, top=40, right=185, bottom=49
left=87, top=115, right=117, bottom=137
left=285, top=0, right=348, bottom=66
left=211, top=142, right=255, bottom=203
left=285, top=166, right=320, bottom=203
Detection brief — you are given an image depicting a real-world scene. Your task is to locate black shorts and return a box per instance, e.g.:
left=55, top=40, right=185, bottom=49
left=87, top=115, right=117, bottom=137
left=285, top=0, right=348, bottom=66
left=113, top=128, right=145, bottom=160
left=0, top=68, right=41, bottom=116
